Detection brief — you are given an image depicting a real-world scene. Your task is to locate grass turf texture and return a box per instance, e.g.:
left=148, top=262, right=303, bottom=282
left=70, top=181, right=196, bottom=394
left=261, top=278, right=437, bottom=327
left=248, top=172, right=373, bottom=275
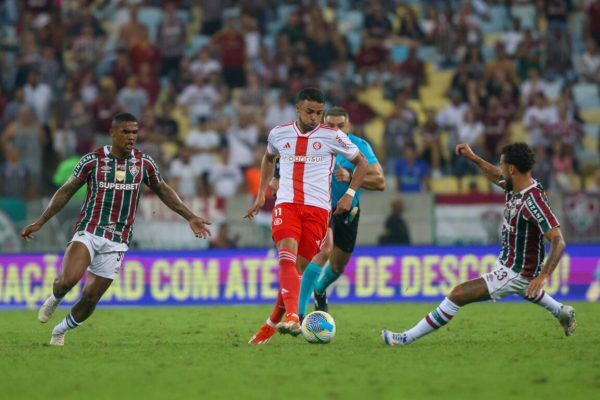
left=0, top=303, right=599, bottom=400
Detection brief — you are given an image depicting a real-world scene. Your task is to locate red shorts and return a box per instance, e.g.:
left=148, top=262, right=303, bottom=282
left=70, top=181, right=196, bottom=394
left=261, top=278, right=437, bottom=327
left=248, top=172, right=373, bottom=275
left=271, top=203, right=330, bottom=260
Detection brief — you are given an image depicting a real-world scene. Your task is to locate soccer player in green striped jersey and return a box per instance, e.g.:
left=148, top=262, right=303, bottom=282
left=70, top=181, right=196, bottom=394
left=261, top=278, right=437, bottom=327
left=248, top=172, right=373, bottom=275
left=382, top=142, right=576, bottom=346
left=21, top=113, right=212, bottom=346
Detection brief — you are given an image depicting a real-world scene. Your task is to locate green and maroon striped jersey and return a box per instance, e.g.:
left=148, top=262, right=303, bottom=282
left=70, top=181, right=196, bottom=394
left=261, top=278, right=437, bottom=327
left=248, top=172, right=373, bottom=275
left=497, top=178, right=560, bottom=278
left=72, top=146, right=162, bottom=245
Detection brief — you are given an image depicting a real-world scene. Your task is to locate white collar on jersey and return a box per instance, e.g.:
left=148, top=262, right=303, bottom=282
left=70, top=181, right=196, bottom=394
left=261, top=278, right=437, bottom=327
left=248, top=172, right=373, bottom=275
left=293, top=121, right=319, bottom=136
left=518, top=180, right=538, bottom=195
left=103, top=145, right=135, bottom=158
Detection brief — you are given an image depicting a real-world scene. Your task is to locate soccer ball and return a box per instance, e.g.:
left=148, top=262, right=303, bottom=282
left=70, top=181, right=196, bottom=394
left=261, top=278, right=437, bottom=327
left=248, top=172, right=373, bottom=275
left=301, top=311, right=336, bottom=343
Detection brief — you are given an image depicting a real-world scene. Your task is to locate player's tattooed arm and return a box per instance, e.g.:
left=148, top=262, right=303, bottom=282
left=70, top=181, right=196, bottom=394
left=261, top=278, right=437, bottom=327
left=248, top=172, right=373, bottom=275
left=149, top=180, right=211, bottom=238
left=526, top=227, right=566, bottom=298
left=455, top=143, right=501, bottom=185
left=21, top=176, right=85, bottom=240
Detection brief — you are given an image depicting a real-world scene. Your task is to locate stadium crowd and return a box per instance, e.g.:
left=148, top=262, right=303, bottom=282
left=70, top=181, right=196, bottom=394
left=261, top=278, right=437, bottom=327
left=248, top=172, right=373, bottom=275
left=0, top=0, right=599, bottom=205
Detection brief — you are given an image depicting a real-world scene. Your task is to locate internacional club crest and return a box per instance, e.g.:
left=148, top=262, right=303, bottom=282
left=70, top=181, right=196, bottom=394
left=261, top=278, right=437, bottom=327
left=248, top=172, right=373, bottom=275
left=312, top=141, right=322, bottom=150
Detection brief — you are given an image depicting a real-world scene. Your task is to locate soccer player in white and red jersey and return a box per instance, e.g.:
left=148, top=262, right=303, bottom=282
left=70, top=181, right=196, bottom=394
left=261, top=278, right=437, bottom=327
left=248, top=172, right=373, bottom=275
left=382, top=142, right=576, bottom=346
left=245, top=88, right=368, bottom=343
left=21, top=112, right=211, bottom=346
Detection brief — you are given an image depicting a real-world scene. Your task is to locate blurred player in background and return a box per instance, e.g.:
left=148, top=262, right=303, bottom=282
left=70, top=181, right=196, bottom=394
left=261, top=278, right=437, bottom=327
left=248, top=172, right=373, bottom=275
left=296, top=107, right=385, bottom=319
left=21, top=113, right=211, bottom=346
left=382, top=142, right=576, bottom=346
left=244, top=88, right=368, bottom=344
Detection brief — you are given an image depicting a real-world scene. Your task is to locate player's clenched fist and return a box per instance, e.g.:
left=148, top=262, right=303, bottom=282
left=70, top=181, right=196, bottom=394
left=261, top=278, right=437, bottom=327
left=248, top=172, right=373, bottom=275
left=455, top=143, right=476, bottom=160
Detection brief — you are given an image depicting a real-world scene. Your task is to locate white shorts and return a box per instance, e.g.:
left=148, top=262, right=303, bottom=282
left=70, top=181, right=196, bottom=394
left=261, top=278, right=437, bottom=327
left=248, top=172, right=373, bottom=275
left=482, top=261, right=531, bottom=301
left=69, top=231, right=129, bottom=279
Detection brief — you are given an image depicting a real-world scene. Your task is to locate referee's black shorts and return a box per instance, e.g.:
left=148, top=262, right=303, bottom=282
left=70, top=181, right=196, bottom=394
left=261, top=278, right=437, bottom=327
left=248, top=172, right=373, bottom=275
left=329, top=207, right=361, bottom=253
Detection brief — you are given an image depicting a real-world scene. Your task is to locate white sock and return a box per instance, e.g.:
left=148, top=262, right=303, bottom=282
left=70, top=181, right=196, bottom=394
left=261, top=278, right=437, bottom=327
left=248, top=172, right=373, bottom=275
left=52, top=313, right=81, bottom=335
left=266, top=318, right=278, bottom=328
left=405, top=298, right=460, bottom=343
left=529, top=290, right=562, bottom=318
left=49, top=294, right=62, bottom=305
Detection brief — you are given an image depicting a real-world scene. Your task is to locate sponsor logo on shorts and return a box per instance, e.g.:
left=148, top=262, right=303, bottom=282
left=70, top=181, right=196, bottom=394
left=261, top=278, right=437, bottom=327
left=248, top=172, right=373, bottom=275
left=273, top=218, right=283, bottom=226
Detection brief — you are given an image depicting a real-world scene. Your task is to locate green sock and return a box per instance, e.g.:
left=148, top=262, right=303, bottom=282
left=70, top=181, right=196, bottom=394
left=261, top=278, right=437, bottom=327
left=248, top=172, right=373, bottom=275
left=298, top=262, right=322, bottom=316
left=314, top=263, right=340, bottom=295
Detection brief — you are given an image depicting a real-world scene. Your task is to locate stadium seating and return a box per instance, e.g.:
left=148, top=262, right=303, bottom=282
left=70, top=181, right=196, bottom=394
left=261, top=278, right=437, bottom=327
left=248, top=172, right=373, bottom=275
left=573, top=83, right=600, bottom=109
left=429, top=176, right=460, bottom=194
left=580, top=109, right=600, bottom=124
left=460, top=175, right=491, bottom=194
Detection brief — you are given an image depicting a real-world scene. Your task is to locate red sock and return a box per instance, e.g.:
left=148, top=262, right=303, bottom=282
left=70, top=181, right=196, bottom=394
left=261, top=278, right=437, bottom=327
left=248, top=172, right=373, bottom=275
left=268, top=289, right=286, bottom=324
left=278, top=248, right=299, bottom=316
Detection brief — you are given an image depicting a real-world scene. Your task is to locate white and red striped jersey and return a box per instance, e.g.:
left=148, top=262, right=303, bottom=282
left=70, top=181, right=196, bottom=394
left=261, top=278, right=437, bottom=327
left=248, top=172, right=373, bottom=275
left=267, top=122, right=359, bottom=211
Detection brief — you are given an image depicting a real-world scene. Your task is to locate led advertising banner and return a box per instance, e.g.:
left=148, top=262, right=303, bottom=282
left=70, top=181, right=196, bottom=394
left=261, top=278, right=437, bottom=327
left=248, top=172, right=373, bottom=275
left=0, top=245, right=598, bottom=308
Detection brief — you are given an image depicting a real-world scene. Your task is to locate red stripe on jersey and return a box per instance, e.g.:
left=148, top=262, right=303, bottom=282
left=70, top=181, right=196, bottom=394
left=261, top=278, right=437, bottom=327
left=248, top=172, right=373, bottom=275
left=121, top=152, right=142, bottom=244
left=292, top=136, right=309, bottom=204
left=86, top=153, right=105, bottom=232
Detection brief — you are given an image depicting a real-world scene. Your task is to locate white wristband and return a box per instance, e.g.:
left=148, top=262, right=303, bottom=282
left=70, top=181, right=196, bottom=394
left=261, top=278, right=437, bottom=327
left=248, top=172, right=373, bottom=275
left=345, top=188, right=356, bottom=198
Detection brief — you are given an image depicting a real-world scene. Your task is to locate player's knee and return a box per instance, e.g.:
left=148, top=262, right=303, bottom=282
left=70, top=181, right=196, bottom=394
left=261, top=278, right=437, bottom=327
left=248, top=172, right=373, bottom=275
left=54, top=274, right=78, bottom=291
left=331, top=262, right=345, bottom=275
left=448, top=285, right=466, bottom=304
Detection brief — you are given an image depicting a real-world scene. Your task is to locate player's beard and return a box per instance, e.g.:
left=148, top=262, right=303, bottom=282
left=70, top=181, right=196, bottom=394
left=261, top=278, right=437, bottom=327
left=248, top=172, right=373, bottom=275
left=505, top=176, right=514, bottom=191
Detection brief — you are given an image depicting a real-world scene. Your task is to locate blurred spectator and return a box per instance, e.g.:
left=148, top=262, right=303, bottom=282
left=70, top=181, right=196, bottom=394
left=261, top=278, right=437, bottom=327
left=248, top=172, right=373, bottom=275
left=521, top=67, right=549, bottom=104
left=588, top=0, right=600, bottom=46
left=227, top=112, right=259, bottom=170
left=242, top=13, right=261, bottom=62
left=532, top=145, right=553, bottom=189
left=278, top=12, right=305, bottom=44
left=419, top=108, right=443, bottom=176
left=398, top=6, right=425, bottom=41
left=177, top=74, right=219, bottom=123
left=378, top=199, right=411, bottom=245
left=209, top=223, right=239, bottom=249
left=542, top=27, right=573, bottom=81
left=484, top=43, right=519, bottom=85
left=575, top=38, right=600, bottom=82
left=185, top=117, right=222, bottom=194
left=79, top=70, right=99, bottom=105
left=68, top=99, right=94, bottom=154
left=169, top=147, right=201, bottom=199
left=545, top=102, right=584, bottom=146
left=265, top=93, right=296, bottom=130
left=71, top=23, right=104, bottom=69
left=53, top=121, right=77, bottom=160
left=384, top=93, right=417, bottom=169
left=483, top=96, right=510, bottom=160
left=208, top=148, right=243, bottom=199
left=454, top=108, right=484, bottom=176
left=355, top=35, right=389, bottom=74
left=502, top=18, right=524, bottom=57
left=0, top=145, right=36, bottom=199
left=189, top=47, right=222, bottom=78
left=543, top=0, right=571, bottom=35
left=116, top=76, right=149, bottom=119
left=138, top=63, right=160, bottom=104
left=37, top=47, right=61, bottom=87
left=24, top=70, right=52, bottom=125
left=233, top=71, right=268, bottom=114
left=157, top=1, right=186, bottom=79
left=212, top=17, right=246, bottom=88
left=111, top=49, right=133, bottom=90
left=437, top=90, right=468, bottom=135
left=364, top=2, right=392, bottom=40
left=558, top=84, right=583, bottom=122
left=523, top=92, right=558, bottom=147
left=118, top=5, right=146, bottom=48
left=3, top=87, right=25, bottom=125
left=89, top=84, right=122, bottom=135
left=551, top=140, right=575, bottom=191
left=396, top=45, right=426, bottom=96
left=340, top=86, right=375, bottom=127
left=129, top=27, right=160, bottom=76
left=395, top=142, right=430, bottom=193
left=1, top=106, right=45, bottom=186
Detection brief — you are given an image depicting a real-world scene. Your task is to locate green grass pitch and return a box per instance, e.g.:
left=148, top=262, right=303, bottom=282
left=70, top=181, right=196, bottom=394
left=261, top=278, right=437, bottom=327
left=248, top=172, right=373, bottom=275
left=0, top=302, right=598, bottom=400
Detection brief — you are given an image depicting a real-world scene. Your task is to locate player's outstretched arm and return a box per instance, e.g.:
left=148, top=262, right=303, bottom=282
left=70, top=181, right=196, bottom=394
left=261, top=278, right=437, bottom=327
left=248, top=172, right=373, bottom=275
left=149, top=180, right=211, bottom=238
left=244, top=152, right=277, bottom=220
left=20, top=176, right=86, bottom=241
left=526, top=227, right=566, bottom=298
left=334, top=152, right=368, bottom=216
left=455, top=143, right=502, bottom=186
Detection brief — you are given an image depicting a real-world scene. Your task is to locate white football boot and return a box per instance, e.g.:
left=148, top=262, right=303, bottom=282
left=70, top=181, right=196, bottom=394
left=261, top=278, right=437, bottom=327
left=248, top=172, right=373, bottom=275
left=38, top=295, right=60, bottom=323
left=381, top=330, right=410, bottom=346
left=558, top=304, right=576, bottom=336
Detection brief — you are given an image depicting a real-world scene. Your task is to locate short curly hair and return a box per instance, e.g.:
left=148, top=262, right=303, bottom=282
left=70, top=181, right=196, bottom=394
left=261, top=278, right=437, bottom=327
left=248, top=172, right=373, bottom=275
left=501, top=142, right=536, bottom=173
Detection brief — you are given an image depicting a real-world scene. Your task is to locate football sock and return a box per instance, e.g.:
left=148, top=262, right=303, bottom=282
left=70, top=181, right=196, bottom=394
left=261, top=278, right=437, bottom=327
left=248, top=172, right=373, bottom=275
left=528, top=290, right=562, bottom=318
left=52, top=313, right=82, bottom=335
left=268, top=289, right=286, bottom=324
left=279, top=248, right=300, bottom=316
left=404, top=297, right=460, bottom=343
left=298, top=262, right=322, bottom=316
left=314, top=263, right=340, bottom=295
